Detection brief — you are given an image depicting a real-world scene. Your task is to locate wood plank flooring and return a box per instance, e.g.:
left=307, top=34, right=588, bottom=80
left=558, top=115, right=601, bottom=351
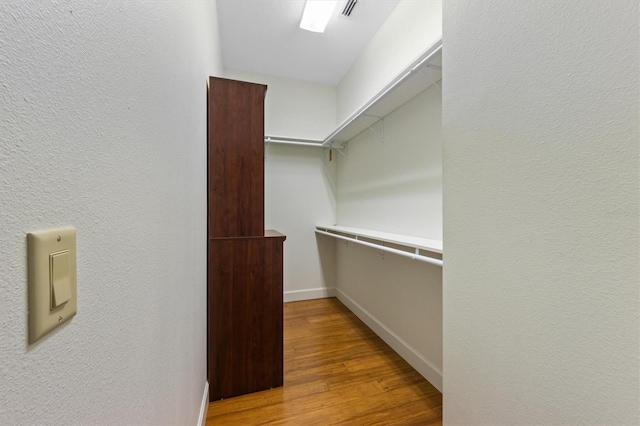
left=206, top=298, right=442, bottom=425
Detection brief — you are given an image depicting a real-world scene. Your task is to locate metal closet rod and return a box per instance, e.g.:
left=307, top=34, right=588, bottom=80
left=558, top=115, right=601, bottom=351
left=264, top=136, right=324, bottom=148
left=315, top=229, right=443, bottom=267
left=321, top=42, right=443, bottom=147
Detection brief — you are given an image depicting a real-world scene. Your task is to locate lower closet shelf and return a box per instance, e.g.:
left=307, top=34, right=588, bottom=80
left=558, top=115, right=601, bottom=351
left=315, top=225, right=442, bottom=267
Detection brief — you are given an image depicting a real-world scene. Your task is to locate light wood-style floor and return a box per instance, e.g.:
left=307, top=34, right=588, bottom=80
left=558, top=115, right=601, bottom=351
left=206, top=298, right=442, bottom=425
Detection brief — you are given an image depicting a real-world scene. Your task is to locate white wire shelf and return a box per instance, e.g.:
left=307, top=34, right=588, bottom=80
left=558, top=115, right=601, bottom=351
left=315, top=224, right=443, bottom=267
left=262, top=38, right=442, bottom=150
left=322, top=38, right=442, bottom=146
left=264, top=136, right=324, bottom=148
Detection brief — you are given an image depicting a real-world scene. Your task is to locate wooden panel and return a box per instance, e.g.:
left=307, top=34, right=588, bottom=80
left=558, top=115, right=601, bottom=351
left=206, top=298, right=442, bottom=425
left=208, top=77, right=266, bottom=238
left=208, top=236, right=285, bottom=400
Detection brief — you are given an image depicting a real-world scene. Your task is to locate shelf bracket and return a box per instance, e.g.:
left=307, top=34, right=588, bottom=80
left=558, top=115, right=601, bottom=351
left=362, top=114, right=384, bottom=143
left=323, top=143, right=347, bottom=165
left=420, top=67, right=442, bottom=93
left=330, top=142, right=348, bottom=160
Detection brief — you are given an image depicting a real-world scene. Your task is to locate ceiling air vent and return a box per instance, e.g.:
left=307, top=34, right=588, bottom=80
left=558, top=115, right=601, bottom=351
left=341, top=0, right=357, bottom=17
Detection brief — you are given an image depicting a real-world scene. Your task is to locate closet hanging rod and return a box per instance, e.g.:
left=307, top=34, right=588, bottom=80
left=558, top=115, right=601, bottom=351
left=322, top=41, right=442, bottom=147
left=315, top=229, right=443, bottom=267
left=265, top=137, right=324, bottom=148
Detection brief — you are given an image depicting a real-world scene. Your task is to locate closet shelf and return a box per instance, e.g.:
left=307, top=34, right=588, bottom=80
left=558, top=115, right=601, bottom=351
left=261, top=38, right=442, bottom=150
left=265, top=136, right=324, bottom=148
left=322, top=38, right=442, bottom=147
left=315, top=225, right=443, bottom=267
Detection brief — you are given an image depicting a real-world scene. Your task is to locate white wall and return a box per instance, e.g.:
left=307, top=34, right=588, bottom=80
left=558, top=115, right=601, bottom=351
left=335, top=243, right=443, bottom=389
left=336, top=0, right=442, bottom=123
left=335, top=84, right=443, bottom=390
left=337, top=85, right=442, bottom=239
left=443, top=1, right=639, bottom=424
left=0, top=1, right=222, bottom=424
left=224, top=69, right=336, bottom=140
left=265, top=145, right=337, bottom=300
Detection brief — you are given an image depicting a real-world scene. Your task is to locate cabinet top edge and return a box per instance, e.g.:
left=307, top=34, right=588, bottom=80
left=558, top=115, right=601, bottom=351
left=264, top=229, right=286, bottom=239
left=208, top=76, right=267, bottom=91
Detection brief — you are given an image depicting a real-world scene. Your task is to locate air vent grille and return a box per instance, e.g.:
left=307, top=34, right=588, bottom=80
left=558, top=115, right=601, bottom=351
left=341, top=0, right=357, bottom=16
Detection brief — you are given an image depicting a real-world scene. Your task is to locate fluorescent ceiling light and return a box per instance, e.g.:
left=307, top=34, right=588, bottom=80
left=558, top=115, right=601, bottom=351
left=300, top=0, right=338, bottom=33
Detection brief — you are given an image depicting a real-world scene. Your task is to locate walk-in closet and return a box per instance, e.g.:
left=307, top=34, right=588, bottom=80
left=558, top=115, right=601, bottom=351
left=208, top=0, right=445, bottom=415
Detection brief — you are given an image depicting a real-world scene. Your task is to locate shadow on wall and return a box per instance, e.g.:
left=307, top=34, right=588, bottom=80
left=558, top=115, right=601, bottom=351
left=322, top=148, right=338, bottom=202
left=316, top=233, right=337, bottom=290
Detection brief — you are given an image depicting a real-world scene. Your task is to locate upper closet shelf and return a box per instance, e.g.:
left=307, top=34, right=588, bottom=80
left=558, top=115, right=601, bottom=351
left=323, top=38, right=442, bottom=147
left=316, top=225, right=442, bottom=267
left=263, top=38, right=442, bottom=150
left=265, top=136, right=324, bottom=148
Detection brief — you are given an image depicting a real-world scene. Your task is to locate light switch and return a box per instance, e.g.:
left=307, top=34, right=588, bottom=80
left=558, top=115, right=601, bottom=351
left=28, top=227, right=77, bottom=343
left=50, top=251, right=71, bottom=309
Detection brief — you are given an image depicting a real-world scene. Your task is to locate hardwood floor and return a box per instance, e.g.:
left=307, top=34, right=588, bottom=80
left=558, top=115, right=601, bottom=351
left=206, top=298, right=442, bottom=425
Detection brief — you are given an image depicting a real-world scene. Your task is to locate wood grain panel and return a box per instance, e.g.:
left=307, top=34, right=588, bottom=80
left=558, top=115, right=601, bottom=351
left=208, top=235, right=285, bottom=400
left=208, top=77, right=266, bottom=238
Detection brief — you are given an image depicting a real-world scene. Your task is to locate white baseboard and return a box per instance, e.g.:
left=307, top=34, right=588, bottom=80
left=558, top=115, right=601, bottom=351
left=284, top=287, right=336, bottom=302
left=198, top=381, right=209, bottom=426
left=336, top=289, right=443, bottom=392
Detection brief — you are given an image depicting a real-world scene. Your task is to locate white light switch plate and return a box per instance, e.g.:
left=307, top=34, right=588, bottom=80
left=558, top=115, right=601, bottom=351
left=27, top=227, right=77, bottom=343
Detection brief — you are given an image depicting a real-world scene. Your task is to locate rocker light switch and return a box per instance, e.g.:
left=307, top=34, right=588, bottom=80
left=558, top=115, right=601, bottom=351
left=50, top=251, right=72, bottom=308
left=28, top=227, right=77, bottom=343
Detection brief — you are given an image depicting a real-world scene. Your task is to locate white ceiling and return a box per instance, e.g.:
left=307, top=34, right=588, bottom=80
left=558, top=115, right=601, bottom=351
left=216, top=0, right=401, bottom=86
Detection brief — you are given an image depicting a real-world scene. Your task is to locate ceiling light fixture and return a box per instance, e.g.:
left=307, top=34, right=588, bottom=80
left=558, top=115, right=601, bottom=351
left=299, top=0, right=338, bottom=33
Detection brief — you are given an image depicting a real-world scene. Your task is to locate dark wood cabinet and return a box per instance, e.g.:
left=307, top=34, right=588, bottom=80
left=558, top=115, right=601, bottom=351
left=207, top=77, right=285, bottom=401
left=208, top=77, right=266, bottom=238
left=208, top=231, right=285, bottom=400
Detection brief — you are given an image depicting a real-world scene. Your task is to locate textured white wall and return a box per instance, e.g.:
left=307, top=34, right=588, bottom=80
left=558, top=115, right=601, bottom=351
left=224, top=69, right=336, bottom=140
left=337, top=85, right=442, bottom=239
left=443, top=1, right=639, bottom=424
left=0, top=1, right=222, bottom=424
left=265, top=145, right=337, bottom=297
left=336, top=0, right=442, bottom=123
left=335, top=85, right=443, bottom=388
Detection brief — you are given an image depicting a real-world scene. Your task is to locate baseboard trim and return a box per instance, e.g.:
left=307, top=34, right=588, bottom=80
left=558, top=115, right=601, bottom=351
left=284, top=287, right=336, bottom=302
left=198, top=381, right=209, bottom=426
left=336, top=289, right=443, bottom=392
